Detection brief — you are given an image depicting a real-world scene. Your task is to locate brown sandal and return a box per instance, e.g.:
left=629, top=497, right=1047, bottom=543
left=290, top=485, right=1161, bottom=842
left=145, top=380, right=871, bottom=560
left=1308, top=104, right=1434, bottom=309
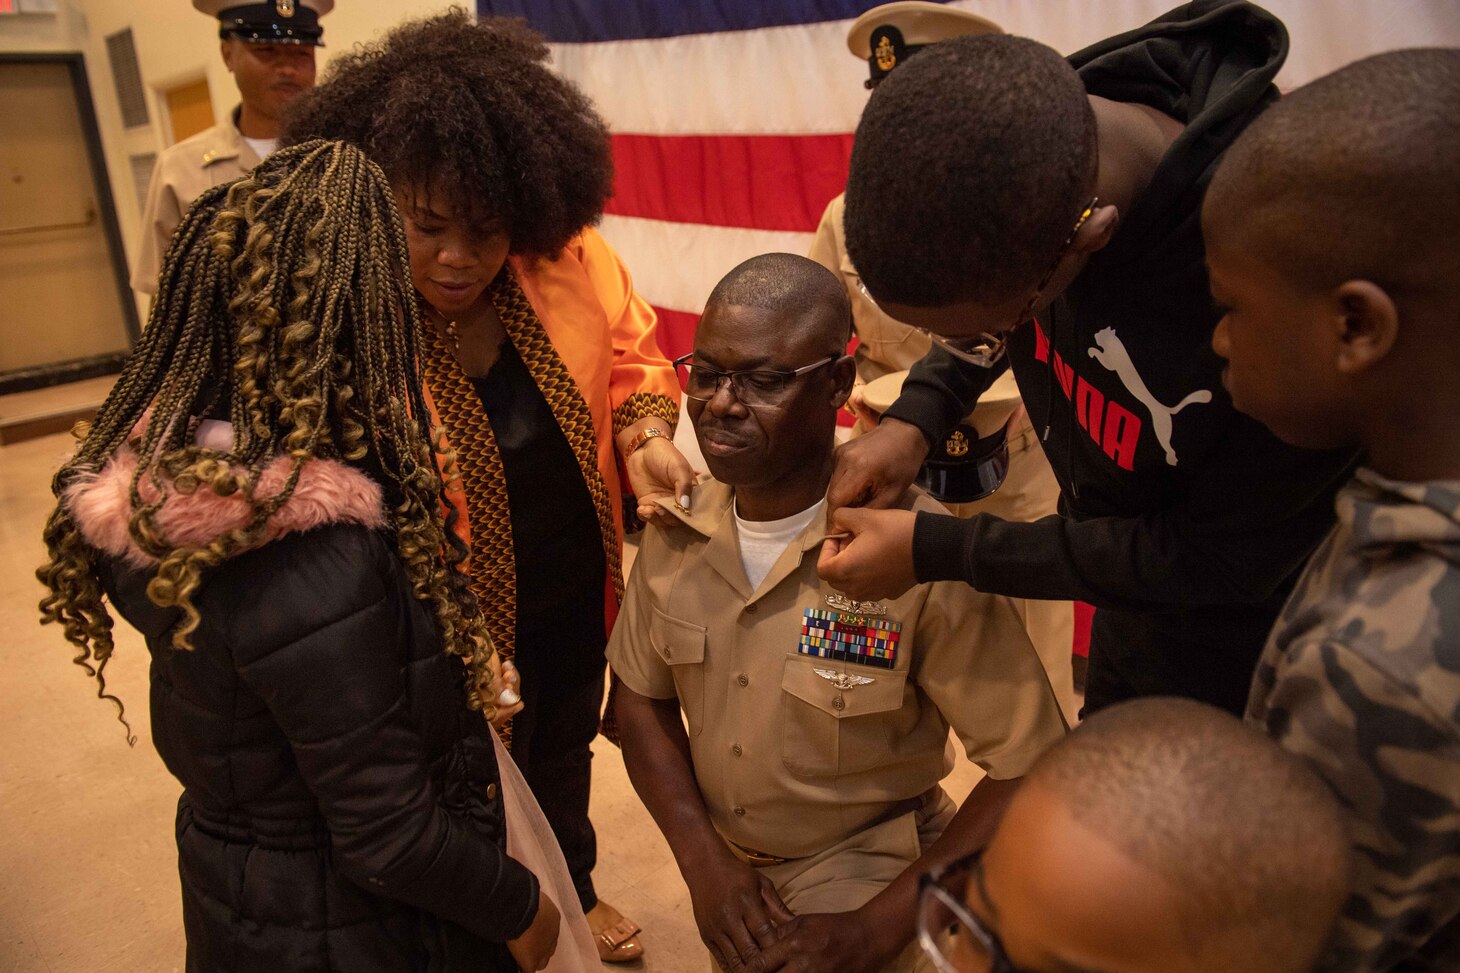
left=592, top=914, right=644, bottom=963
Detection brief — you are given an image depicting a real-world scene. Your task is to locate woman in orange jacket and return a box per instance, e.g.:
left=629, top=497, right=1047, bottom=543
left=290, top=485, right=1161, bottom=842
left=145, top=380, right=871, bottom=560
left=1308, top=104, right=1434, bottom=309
left=284, top=13, right=692, bottom=962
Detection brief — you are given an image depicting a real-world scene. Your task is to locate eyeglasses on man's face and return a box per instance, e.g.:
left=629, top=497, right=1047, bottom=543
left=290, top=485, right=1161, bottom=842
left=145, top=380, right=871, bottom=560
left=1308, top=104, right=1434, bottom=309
left=860, top=196, right=1100, bottom=370
left=674, top=353, right=840, bottom=408
left=917, top=850, right=1026, bottom=973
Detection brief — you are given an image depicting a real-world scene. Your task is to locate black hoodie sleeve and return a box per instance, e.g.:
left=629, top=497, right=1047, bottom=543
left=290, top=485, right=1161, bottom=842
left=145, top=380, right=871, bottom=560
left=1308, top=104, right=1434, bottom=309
left=881, top=345, right=1006, bottom=445
left=913, top=416, right=1355, bottom=611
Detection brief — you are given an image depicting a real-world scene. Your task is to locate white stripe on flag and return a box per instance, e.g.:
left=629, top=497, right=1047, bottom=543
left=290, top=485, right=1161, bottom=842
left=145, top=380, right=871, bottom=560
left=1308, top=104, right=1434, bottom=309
left=544, top=2, right=1198, bottom=136
left=546, top=0, right=1460, bottom=137
left=597, top=214, right=815, bottom=314
left=549, top=19, right=870, bottom=135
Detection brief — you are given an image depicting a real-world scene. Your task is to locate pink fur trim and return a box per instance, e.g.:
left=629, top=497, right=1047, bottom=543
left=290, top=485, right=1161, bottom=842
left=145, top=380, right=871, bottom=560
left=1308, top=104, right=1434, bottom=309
left=65, top=445, right=388, bottom=568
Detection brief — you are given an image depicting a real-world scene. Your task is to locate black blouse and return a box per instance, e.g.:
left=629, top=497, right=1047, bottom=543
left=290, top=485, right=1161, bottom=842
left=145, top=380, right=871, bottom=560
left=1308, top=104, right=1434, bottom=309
left=471, top=340, right=607, bottom=680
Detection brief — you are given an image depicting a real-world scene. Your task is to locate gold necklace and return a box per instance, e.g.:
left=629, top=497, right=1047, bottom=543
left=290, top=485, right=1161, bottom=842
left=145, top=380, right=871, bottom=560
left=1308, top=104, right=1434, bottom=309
left=424, top=304, right=461, bottom=353
left=426, top=301, right=502, bottom=359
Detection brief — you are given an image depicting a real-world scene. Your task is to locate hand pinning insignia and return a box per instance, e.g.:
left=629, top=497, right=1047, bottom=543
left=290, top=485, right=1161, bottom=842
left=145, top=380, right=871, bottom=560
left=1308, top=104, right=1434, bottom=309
left=813, top=668, right=876, bottom=690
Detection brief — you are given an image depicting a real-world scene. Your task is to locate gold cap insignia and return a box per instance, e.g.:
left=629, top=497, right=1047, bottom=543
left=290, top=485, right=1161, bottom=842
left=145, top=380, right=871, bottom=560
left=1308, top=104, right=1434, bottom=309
left=945, top=430, right=970, bottom=458
left=275, top=0, right=295, bottom=17
left=875, top=35, right=897, bottom=72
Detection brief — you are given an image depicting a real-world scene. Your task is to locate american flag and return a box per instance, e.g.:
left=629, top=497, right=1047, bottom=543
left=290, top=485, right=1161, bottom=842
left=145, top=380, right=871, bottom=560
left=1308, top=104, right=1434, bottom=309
left=473, top=0, right=889, bottom=366
left=475, top=0, right=1460, bottom=666
left=474, top=0, right=1458, bottom=362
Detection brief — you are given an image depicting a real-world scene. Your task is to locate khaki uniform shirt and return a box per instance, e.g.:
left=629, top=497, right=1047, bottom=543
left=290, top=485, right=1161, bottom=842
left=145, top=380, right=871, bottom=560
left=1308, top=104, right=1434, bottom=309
left=131, top=108, right=262, bottom=295
left=607, top=479, right=1066, bottom=861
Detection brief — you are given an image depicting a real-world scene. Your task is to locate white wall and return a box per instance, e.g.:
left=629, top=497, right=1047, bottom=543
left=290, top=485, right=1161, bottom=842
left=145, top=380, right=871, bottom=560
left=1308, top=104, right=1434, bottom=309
left=0, top=0, right=453, bottom=320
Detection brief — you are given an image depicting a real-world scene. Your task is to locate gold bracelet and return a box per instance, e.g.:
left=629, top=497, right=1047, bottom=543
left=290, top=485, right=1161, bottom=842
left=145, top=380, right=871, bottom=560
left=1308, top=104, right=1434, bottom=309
left=625, top=426, right=668, bottom=456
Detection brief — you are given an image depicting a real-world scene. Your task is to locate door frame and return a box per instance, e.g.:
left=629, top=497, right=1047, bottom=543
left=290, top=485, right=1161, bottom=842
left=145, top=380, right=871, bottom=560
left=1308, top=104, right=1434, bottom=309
left=0, top=52, right=139, bottom=395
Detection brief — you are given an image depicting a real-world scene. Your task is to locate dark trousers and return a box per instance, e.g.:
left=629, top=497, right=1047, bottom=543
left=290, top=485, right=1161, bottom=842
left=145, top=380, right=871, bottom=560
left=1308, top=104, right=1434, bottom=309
left=1080, top=606, right=1268, bottom=719
left=509, top=649, right=607, bottom=914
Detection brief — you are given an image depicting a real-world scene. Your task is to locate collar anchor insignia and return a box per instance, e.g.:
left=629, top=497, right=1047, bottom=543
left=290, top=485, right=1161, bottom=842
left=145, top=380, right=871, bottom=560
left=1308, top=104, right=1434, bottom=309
left=814, top=668, right=875, bottom=690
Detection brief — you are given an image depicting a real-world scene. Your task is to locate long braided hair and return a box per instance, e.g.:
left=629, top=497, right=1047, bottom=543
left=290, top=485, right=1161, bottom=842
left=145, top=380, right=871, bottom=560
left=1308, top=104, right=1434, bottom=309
left=37, top=140, right=496, bottom=739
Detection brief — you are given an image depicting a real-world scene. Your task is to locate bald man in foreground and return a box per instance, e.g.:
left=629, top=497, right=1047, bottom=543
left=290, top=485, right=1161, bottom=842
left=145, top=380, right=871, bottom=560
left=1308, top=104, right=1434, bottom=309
left=609, top=254, right=1065, bottom=973
left=919, top=697, right=1352, bottom=973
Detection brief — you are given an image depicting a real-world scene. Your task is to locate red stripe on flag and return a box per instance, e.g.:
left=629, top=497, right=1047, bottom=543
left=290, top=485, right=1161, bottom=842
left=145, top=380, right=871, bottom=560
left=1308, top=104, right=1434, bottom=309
left=608, top=133, right=855, bottom=232
left=651, top=305, right=700, bottom=362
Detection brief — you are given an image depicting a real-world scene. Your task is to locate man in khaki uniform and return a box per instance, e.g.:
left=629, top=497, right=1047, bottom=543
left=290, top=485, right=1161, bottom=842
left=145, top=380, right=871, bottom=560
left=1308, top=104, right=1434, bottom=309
left=610, top=254, right=1065, bottom=973
left=808, top=2, right=1079, bottom=722
left=131, top=0, right=329, bottom=295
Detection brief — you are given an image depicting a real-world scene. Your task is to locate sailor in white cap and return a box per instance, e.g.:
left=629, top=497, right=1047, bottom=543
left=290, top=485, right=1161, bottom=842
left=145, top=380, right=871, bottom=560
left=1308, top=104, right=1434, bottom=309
left=808, top=2, right=1080, bottom=722
left=846, top=0, right=1001, bottom=88
left=130, top=0, right=332, bottom=295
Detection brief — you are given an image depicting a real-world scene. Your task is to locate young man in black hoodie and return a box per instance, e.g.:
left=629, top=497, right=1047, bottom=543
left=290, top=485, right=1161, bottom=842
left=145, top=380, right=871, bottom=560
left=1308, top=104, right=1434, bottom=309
left=817, top=0, right=1355, bottom=716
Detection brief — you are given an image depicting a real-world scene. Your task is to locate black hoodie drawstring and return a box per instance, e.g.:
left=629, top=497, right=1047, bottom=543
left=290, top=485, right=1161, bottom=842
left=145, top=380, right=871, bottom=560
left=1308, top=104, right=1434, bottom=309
left=1066, top=303, right=1081, bottom=501
left=1041, top=303, right=1054, bottom=446
left=1040, top=300, right=1080, bottom=502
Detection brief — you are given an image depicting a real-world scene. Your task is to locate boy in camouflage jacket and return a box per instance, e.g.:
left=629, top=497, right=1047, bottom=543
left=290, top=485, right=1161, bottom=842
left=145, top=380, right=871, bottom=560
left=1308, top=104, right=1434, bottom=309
left=1204, top=49, right=1460, bottom=971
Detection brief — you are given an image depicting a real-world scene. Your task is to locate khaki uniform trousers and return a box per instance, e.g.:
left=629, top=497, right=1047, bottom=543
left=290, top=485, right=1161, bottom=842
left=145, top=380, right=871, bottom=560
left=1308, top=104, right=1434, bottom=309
left=711, top=790, right=957, bottom=973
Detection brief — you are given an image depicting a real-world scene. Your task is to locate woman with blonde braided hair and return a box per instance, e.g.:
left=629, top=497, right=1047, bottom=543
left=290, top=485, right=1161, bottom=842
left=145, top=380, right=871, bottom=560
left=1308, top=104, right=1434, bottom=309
left=36, top=139, right=572, bottom=972
left=283, top=11, right=693, bottom=961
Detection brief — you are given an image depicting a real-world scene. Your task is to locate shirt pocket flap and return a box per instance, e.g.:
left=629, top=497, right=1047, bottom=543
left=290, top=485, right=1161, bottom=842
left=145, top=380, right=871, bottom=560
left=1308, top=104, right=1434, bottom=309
left=650, top=608, right=707, bottom=666
left=781, top=655, right=906, bottom=719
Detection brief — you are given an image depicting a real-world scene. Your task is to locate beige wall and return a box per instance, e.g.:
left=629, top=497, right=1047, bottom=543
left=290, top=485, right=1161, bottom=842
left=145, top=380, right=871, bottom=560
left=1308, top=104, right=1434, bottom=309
left=0, top=0, right=454, bottom=319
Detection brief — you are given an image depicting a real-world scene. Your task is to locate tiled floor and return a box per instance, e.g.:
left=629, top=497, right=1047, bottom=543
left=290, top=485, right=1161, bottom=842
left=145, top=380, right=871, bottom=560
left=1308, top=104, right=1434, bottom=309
left=1, top=419, right=982, bottom=972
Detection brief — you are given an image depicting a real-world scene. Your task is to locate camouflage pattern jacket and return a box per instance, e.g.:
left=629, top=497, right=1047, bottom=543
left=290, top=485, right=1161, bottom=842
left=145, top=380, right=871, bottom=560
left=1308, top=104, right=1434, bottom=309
left=1248, top=469, right=1460, bottom=971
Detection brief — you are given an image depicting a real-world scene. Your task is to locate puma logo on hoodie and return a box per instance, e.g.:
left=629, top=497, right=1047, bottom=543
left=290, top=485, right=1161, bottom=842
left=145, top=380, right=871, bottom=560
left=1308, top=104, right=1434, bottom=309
left=1087, top=327, right=1212, bottom=466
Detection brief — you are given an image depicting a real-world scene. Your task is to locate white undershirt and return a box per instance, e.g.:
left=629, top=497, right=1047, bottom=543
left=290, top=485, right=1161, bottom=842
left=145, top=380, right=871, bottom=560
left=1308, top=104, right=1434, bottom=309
left=734, top=498, right=824, bottom=592
left=244, top=136, right=279, bottom=160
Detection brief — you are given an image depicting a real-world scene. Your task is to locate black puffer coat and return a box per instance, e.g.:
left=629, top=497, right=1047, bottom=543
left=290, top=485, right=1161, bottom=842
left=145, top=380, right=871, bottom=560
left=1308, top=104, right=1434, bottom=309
left=79, top=455, right=537, bottom=972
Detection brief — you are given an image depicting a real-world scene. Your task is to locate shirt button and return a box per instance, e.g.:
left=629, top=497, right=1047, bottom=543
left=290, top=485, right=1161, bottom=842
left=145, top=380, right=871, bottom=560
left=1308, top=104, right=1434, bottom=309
left=832, top=695, right=846, bottom=711
left=663, top=645, right=672, bottom=658
left=732, top=743, right=742, bottom=756
left=486, top=783, right=498, bottom=801
left=737, top=673, right=750, bottom=687
left=733, top=805, right=746, bottom=817
left=745, top=604, right=759, bottom=615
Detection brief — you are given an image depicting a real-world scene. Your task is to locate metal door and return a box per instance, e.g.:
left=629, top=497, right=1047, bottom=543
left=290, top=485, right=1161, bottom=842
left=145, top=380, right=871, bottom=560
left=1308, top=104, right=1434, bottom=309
left=0, top=56, right=137, bottom=391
